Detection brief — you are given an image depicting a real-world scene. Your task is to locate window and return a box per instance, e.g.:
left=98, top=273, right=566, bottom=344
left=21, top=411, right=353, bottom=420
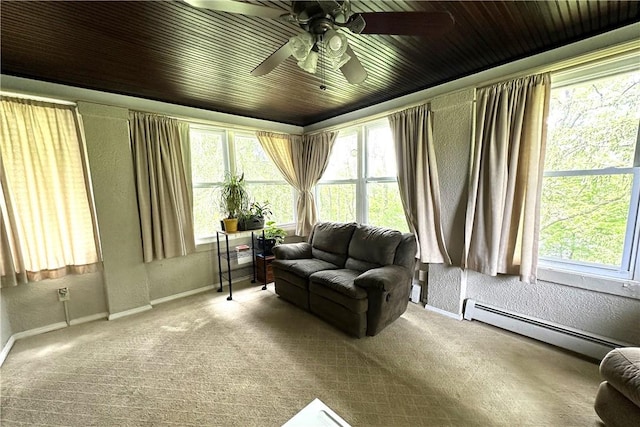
left=539, top=66, right=640, bottom=279
left=234, top=133, right=295, bottom=225
left=190, top=126, right=294, bottom=240
left=317, top=119, right=408, bottom=232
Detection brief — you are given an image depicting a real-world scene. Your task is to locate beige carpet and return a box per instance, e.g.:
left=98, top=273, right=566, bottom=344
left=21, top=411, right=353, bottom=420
left=1, top=281, right=602, bottom=426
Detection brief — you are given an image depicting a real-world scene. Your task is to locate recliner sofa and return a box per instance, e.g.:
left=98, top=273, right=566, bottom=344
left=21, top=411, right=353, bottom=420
left=271, top=221, right=417, bottom=338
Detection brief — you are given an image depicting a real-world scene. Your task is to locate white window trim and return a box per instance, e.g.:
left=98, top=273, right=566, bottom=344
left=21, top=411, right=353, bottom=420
left=537, top=265, right=640, bottom=300
left=538, top=56, right=640, bottom=290
left=191, top=125, right=297, bottom=246
left=317, top=118, right=400, bottom=226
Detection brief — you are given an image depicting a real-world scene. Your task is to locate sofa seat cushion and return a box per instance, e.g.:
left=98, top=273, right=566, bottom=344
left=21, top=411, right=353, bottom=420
left=309, top=269, right=367, bottom=299
left=600, top=347, right=640, bottom=408
left=272, top=258, right=339, bottom=279
left=308, top=269, right=368, bottom=314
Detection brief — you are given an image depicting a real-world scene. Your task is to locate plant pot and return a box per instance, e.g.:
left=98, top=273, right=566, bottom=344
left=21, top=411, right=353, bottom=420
left=256, top=236, right=276, bottom=255
left=245, top=217, right=265, bottom=231
left=222, top=218, right=238, bottom=233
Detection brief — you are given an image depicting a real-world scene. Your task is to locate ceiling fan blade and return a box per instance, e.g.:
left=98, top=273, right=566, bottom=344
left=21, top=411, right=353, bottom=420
left=184, top=0, right=286, bottom=20
left=251, top=41, right=293, bottom=77
left=340, top=45, right=367, bottom=84
left=358, top=11, right=455, bottom=36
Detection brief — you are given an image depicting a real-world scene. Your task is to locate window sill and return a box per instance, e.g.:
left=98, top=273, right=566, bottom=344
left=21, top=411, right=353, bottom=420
left=537, top=265, right=640, bottom=300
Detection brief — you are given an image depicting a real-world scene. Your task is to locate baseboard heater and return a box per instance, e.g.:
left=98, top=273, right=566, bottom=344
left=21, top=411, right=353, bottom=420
left=463, top=299, right=632, bottom=360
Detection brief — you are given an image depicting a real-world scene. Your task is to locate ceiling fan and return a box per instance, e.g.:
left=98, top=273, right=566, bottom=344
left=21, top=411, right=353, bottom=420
left=185, top=1, right=455, bottom=85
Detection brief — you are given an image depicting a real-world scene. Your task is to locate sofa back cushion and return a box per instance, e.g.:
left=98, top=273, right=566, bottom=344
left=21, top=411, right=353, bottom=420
left=345, top=224, right=402, bottom=271
left=309, top=222, right=357, bottom=268
left=394, top=233, right=418, bottom=271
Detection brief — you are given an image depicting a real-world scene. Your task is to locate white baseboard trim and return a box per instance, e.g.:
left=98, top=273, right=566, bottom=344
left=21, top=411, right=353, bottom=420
left=151, top=285, right=216, bottom=306
left=150, top=275, right=254, bottom=306
left=0, top=336, right=16, bottom=367
left=12, top=321, right=69, bottom=340
left=424, top=304, right=463, bottom=320
left=108, top=304, right=153, bottom=321
left=69, top=312, right=108, bottom=326
left=0, top=313, right=111, bottom=367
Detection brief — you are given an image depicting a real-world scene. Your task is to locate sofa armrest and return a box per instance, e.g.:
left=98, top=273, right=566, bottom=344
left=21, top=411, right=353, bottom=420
left=354, top=265, right=410, bottom=292
left=355, top=265, right=412, bottom=336
left=272, top=242, right=312, bottom=260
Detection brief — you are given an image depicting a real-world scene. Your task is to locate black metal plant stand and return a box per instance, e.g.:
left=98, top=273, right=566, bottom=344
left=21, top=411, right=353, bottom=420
left=216, top=230, right=269, bottom=301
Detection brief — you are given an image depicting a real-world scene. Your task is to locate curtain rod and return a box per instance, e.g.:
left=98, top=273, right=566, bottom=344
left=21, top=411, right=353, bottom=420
left=1, top=91, right=76, bottom=106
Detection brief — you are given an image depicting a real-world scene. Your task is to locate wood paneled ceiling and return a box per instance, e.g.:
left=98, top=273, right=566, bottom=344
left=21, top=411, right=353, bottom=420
left=2, top=1, right=639, bottom=126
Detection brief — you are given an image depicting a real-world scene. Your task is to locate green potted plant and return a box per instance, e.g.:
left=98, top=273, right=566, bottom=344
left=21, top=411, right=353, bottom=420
left=243, top=201, right=272, bottom=231
left=218, top=172, right=249, bottom=233
left=256, top=220, right=287, bottom=255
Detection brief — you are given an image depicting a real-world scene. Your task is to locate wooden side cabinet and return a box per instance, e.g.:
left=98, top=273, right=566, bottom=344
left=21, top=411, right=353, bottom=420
left=256, top=254, right=275, bottom=288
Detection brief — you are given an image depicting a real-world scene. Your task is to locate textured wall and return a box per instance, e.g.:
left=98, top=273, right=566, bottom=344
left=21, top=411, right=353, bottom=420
left=425, top=84, right=640, bottom=345
left=1, top=293, right=13, bottom=349
left=0, top=272, right=107, bottom=334
left=146, top=239, right=253, bottom=302
left=425, top=89, right=474, bottom=315
left=78, top=102, right=150, bottom=314
left=466, top=271, right=640, bottom=344
left=427, top=264, right=464, bottom=315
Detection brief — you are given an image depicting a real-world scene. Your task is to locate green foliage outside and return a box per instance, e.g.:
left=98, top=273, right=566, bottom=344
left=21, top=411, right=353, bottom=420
left=191, top=123, right=411, bottom=238
left=539, top=71, right=639, bottom=267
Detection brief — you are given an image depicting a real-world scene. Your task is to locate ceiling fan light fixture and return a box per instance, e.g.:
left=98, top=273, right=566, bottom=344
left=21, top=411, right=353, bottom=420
left=325, top=30, right=348, bottom=57
left=328, top=52, right=351, bottom=71
left=297, top=50, right=318, bottom=73
left=289, top=32, right=315, bottom=61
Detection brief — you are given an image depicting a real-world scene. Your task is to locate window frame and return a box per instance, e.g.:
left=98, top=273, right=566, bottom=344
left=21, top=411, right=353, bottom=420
left=189, top=125, right=296, bottom=242
left=316, top=118, right=407, bottom=230
left=538, top=62, right=640, bottom=284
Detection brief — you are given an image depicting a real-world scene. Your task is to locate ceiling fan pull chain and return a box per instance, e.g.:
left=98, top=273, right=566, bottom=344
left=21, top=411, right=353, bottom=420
left=319, top=34, right=327, bottom=91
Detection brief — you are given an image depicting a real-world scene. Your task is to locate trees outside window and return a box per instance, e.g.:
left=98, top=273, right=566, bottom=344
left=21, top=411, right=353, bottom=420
left=317, top=119, right=408, bottom=232
left=190, top=127, right=294, bottom=240
left=539, top=66, right=640, bottom=279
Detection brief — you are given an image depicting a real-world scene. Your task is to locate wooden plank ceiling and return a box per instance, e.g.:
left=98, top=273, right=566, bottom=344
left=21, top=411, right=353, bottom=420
left=2, top=1, right=638, bottom=126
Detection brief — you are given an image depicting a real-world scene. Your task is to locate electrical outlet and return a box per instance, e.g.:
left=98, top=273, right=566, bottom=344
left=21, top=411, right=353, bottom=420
left=57, top=287, right=70, bottom=302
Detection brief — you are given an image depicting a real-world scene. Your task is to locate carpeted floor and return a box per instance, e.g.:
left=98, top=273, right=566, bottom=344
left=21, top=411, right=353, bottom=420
left=1, top=281, right=602, bottom=426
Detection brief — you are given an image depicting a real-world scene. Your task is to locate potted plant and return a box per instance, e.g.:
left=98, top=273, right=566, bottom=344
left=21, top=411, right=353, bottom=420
left=240, top=201, right=272, bottom=231
left=256, top=220, right=287, bottom=255
left=218, top=172, right=249, bottom=233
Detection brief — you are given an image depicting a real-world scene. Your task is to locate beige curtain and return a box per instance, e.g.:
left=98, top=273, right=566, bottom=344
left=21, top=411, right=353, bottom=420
left=464, top=73, right=550, bottom=283
left=256, top=131, right=336, bottom=236
left=130, top=112, right=195, bottom=262
left=1, top=97, right=100, bottom=287
left=388, top=105, right=451, bottom=264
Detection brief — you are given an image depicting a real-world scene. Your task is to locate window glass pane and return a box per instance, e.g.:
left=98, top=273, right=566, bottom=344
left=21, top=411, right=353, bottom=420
left=193, top=187, right=223, bottom=238
left=539, top=174, right=633, bottom=267
left=235, top=134, right=282, bottom=181
left=190, top=129, right=225, bottom=183
left=322, top=131, right=357, bottom=180
left=367, top=182, right=408, bottom=232
left=366, top=125, right=397, bottom=178
left=317, top=184, right=356, bottom=223
left=546, top=72, right=640, bottom=171
left=245, top=183, right=295, bottom=224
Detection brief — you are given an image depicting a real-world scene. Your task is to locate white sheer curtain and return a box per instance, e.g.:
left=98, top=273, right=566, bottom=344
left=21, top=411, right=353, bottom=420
left=388, top=104, right=451, bottom=264
left=256, top=131, right=336, bottom=236
left=464, top=73, right=550, bottom=283
left=130, top=112, right=195, bottom=262
left=1, top=97, right=100, bottom=287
